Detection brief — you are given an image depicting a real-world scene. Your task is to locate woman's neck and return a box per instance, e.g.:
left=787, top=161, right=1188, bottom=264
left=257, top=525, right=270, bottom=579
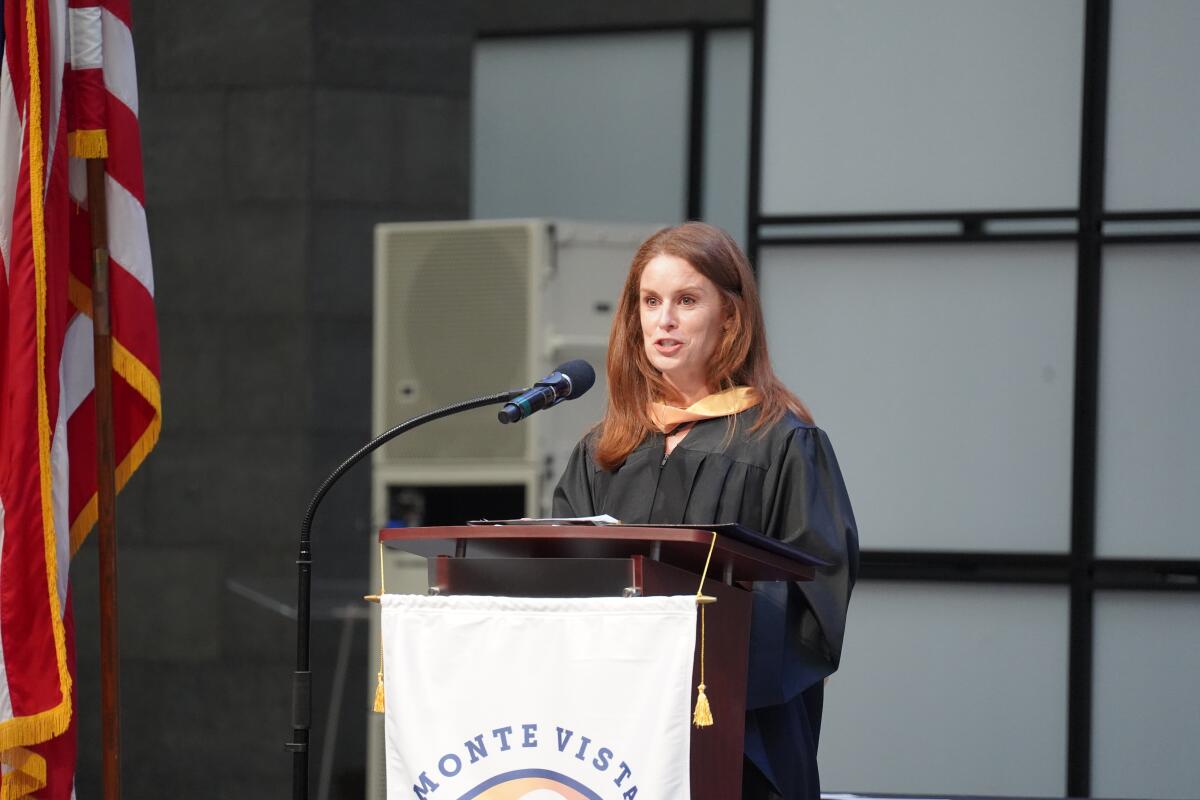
left=660, top=377, right=714, bottom=408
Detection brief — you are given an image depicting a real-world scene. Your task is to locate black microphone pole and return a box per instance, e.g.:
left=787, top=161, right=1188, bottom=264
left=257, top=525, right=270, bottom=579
left=286, top=389, right=523, bottom=800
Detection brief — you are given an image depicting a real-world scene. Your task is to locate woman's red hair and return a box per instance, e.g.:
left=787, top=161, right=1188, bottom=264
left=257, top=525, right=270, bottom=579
left=594, top=222, right=812, bottom=470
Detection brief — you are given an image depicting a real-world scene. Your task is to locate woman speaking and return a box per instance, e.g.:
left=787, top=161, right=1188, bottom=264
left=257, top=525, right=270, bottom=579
left=553, top=222, right=859, bottom=799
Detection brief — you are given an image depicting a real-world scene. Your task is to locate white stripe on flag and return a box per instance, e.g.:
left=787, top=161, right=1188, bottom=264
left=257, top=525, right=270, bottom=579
left=68, top=149, right=87, bottom=205
left=68, top=7, right=103, bottom=70
left=52, top=357, right=72, bottom=609
left=0, top=500, right=10, bottom=722
left=44, top=0, right=69, bottom=193
left=106, top=174, right=154, bottom=295
left=101, top=9, right=138, bottom=117
left=0, top=66, right=24, bottom=276
left=63, top=313, right=96, bottom=417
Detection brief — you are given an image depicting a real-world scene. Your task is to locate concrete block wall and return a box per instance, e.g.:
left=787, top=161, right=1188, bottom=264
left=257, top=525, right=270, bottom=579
left=70, top=1, right=748, bottom=796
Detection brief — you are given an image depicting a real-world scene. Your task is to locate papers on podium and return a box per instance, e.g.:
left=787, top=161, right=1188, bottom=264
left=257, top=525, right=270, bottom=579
left=468, top=515, right=622, bottom=526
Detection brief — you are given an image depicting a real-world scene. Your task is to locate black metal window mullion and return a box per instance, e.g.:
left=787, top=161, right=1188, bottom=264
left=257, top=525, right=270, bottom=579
left=685, top=27, right=708, bottom=221
left=746, top=0, right=767, bottom=276
left=1068, top=0, right=1112, bottom=794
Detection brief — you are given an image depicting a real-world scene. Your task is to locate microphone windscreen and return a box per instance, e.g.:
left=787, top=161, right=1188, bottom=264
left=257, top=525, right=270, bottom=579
left=556, top=359, right=595, bottom=398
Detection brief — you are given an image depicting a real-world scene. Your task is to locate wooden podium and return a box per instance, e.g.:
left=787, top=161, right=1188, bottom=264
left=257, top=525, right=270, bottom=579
left=379, top=524, right=818, bottom=799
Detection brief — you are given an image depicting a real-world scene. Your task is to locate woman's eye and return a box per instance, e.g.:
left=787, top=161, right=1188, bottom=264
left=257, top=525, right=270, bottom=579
left=644, top=297, right=659, bottom=308
left=680, top=296, right=696, bottom=306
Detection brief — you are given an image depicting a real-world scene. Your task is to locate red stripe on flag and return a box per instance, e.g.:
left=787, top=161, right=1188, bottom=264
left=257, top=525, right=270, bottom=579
left=67, top=202, right=92, bottom=289
left=101, top=90, right=145, bottom=203
left=24, top=595, right=77, bottom=800
left=108, top=260, right=158, bottom=373
left=67, top=67, right=106, bottom=135
left=4, top=3, right=32, bottom=123
left=100, top=0, right=132, bottom=30
left=0, top=313, right=59, bottom=721
left=68, top=0, right=133, bottom=30
left=111, top=367, right=152, bottom=460
left=66, top=392, right=97, bottom=525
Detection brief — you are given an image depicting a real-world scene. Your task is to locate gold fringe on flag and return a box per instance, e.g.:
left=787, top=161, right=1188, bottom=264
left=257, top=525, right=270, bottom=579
left=0, top=746, right=47, bottom=799
left=67, top=129, right=109, bottom=159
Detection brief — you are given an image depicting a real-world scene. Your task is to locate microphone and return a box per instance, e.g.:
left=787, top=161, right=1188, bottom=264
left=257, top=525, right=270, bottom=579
left=498, top=360, right=596, bottom=424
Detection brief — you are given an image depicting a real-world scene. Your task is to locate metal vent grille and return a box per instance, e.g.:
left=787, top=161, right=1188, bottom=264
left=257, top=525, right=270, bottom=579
left=376, top=223, right=535, bottom=461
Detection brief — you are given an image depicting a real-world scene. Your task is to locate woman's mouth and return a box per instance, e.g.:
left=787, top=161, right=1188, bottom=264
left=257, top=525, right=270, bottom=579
left=654, top=338, right=683, bottom=355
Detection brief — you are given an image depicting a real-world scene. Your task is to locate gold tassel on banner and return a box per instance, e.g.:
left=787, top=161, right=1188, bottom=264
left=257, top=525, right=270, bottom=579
left=373, top=670, right=386, bottom=714
left=692, top=532, right=719, bottom=728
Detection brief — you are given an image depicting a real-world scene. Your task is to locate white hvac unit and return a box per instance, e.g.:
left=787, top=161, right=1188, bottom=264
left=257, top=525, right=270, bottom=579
left=365, top=219, right=656, bottom=800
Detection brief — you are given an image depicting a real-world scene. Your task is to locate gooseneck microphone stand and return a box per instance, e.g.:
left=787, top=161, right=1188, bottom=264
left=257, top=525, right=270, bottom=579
left=287, top=389, right=523, bottom=800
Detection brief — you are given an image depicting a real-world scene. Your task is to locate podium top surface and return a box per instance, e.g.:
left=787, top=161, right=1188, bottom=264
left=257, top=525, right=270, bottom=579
left=379, top=525, right=817, bottom=583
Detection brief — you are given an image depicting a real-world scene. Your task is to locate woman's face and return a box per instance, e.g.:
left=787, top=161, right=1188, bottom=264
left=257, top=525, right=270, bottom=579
left=638, top=254, right=728, bottom=405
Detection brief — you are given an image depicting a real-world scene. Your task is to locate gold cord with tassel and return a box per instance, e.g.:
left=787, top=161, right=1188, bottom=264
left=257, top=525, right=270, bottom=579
left=692, top=532, right=719, bottom=728
left=373, top=541, right=387, bottom=713
left=693, top=602, right=713, bottom=727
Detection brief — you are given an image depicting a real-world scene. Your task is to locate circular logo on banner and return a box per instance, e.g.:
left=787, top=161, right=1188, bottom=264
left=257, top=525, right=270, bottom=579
left=457, top=769, right=604, bottom=800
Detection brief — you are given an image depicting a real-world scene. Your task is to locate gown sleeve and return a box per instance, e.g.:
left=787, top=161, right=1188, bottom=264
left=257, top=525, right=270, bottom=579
left=748, top=426, right=859, bottom=707
left=551, top=438, right=597, bottom=517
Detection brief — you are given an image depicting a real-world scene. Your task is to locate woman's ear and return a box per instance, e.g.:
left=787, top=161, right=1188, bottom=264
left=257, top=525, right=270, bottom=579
left=720, top=296, right=737, bottom=330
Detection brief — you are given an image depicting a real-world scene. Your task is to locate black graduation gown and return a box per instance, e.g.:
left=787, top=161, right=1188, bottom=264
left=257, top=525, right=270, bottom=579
left=552, top=408, right=859, bottom=800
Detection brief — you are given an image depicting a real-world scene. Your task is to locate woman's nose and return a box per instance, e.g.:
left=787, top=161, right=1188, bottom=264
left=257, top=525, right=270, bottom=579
left=656, top=305, right=677, bottom=329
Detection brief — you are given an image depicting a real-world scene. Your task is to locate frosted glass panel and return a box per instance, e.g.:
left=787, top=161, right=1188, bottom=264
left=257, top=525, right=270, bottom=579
left=702, top=29, right=751, bottom=249
left=821, top=583, right=1069, bottom=795
left=761, top=244, right=1076, bottom=552
left=1106, top=1, right=1200, bottom=211
left=1096, top=246, right=1200, bottom=558
left=761, top=0, right=1084, bottom=214
left=473, top=33, right=689, bottom=223
left=1093, top=593, right=1200, bottom=798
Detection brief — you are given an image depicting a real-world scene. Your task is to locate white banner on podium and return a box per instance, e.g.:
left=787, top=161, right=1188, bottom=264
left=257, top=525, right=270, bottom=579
left=380, top=594, right=697, bottom=800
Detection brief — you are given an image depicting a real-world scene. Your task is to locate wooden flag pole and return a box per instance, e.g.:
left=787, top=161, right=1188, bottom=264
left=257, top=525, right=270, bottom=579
left=85, top=155, right=122, bottom=800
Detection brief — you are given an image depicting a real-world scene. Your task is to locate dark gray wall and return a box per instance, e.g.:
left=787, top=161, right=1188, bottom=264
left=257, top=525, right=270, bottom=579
left=70, top=1, right=748, bottom=796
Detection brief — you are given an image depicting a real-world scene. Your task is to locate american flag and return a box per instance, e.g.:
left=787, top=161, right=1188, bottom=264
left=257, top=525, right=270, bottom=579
left=0, top=1, right=160, bottom=797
